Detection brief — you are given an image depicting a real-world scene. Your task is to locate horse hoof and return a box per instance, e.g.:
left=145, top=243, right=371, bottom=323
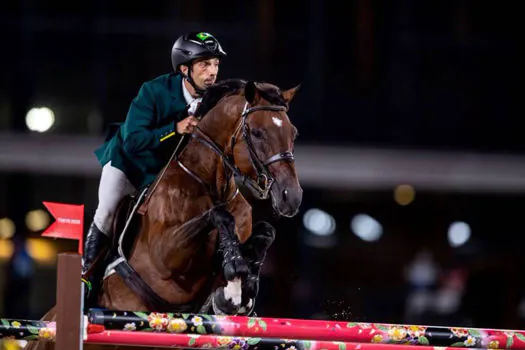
left=237, top=298, right=254, bottom=315
left=213, top=283, right=255, bottom=316
left=213, top=286, right=240, bottom=314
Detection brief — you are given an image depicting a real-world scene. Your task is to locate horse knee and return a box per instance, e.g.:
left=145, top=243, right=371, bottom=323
left=211, top=207, right=236, bottom=234
left=252, top=221, right=276, bottom=240
left=245, top=221, right=275, bottom=256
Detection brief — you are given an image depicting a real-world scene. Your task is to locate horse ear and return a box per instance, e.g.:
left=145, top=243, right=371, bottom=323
left=282, top=84, right=301, bottom=104
left=244, top=81, right=259, bottom=103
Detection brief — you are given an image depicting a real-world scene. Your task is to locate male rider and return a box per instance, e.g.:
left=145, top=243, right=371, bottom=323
left=82, top=31, right=227, bottom=306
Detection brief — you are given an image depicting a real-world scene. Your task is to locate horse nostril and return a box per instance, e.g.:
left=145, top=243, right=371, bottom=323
left=282, top=189, right=288, bottom=202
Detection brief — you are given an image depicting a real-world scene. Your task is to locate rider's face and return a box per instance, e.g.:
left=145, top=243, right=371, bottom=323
left=190, top=57, right=220, bottom=90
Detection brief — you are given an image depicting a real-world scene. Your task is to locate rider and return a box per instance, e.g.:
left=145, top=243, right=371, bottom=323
left=82, top=31, right=227, bottom=306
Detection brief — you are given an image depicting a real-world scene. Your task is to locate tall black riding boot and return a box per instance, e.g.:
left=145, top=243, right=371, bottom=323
left=82, top=221, right=110, bottom=309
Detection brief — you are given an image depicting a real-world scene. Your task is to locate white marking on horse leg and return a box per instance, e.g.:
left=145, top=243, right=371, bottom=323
left=223, top=277, right=242, bottom=306
left=272, top=116, right=283, bottom=127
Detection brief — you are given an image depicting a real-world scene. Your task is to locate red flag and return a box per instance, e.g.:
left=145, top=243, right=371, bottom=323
left=42, top=201, right=84, bottom=255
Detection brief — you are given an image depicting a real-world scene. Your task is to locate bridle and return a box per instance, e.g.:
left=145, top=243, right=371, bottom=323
left=180, top=101, right=295, bottom=200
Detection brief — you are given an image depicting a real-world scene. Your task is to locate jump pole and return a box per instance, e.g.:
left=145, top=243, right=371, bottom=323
left=85, top=331, right=442, bottom=350
left=83, top=310, right=525, bottom=349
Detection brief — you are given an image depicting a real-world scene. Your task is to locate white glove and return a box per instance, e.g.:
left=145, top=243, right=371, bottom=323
left=187, top=98, right=202, bottom=115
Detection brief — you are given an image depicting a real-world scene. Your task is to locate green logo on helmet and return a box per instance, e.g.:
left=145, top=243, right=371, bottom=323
left=196, top=32, right=212, bottom=41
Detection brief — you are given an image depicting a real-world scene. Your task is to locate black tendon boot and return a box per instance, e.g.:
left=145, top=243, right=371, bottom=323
left=211, top=207, right=249, bottom=281
left=240, top=221, right=276, bottom=314
left=82, top=221, right=110, bottom=309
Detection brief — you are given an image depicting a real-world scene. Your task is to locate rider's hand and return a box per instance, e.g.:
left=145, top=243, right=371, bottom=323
left=176, top=116, right=199, bottom=134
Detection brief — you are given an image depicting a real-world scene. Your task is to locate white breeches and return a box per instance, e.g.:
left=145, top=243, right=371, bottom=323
left=93, top=161, right=136, bottom=236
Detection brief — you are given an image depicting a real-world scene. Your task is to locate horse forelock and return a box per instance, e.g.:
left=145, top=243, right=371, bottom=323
left=255, top=82, right=288, bottom=107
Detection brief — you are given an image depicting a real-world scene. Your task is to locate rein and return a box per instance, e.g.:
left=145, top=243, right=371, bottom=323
left=184, top=101, right=295, bottom=200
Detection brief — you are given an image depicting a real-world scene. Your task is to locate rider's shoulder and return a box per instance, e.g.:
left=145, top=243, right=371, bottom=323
left=143, top=72, right=182, bottom=88
left=138, top=72, right=183, bottom=98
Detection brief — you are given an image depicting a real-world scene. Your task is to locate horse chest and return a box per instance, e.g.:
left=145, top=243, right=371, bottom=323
left=230, top=198, right=253, bottom=243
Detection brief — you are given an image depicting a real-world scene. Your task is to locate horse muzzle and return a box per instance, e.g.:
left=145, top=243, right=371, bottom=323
left=270, top=179, right=303, bottom=218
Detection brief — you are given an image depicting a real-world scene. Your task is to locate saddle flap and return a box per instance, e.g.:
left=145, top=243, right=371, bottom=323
left=111, top=193, right=143, bottom=259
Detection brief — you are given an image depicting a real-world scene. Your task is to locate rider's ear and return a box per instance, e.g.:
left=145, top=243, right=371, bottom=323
left=244, top=81, right=259, bottom=104
left=180, top=64, right=189, bottom=76
left=282, top=84, right=301, bottom=104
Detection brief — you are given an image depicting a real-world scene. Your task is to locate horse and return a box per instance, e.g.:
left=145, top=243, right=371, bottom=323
left=26, top=79, right=302, bottom=350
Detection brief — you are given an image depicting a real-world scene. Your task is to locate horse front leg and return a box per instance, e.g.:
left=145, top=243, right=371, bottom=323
left=238, top=221, right=276, bottom=315
left=210, top=207, right=250, bottom=314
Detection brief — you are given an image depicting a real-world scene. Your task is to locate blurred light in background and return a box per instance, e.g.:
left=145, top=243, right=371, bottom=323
left=0, top=217, right=15, bottom=239
left=394, top=184, right=415, bottom=206
left=25, top=107, right=55, bottom=132
left=406, top=250, right=438, bottom=287
left=351, top=213, right=383, bottom=242
left=1, top=214, right=57, bottom=264
left=25, top=238, right=57, bottom=265
left=302, top=208, right=336, bottom=236
left=25, top=209, right=51, bottom=232
left=447, top=221, right=471, bottom=247
left=0, top=236, right=57, bottom=264
left=0, top=239, right=14, bottom=259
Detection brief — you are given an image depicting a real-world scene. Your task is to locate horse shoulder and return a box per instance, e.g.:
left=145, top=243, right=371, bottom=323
left=148, top=170, right=213, bottom=225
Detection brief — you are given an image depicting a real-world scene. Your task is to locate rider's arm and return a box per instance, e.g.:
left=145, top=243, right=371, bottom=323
left=121, top=83, right=181, bottom=154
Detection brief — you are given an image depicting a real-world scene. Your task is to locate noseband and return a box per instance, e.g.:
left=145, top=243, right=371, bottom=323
left=186, top=101, right=295, bottom=200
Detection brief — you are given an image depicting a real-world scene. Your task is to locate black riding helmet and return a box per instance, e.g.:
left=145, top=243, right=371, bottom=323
left=171, top=32, right=227, bottom=95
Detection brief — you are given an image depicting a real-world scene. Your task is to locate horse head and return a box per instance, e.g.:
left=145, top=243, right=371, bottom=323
left=231, top=81, right=303, bottom=217
left=193, top=79, right=303, bottom=217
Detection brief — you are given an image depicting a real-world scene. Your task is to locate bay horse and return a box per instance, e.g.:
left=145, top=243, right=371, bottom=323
left=26, top=79, right=302, bottom=350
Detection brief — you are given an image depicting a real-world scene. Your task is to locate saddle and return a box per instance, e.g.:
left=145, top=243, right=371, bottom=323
left=107, top=159, right=172, bottom=261
left=109, top=188, right=147, bottom=261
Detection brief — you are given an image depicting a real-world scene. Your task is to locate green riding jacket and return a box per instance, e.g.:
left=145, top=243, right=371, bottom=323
left=94, top=72, right=188, bottom=190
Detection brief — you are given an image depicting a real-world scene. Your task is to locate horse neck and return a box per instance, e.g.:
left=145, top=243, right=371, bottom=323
left=177, top=98, right=243, bottom=191
left=198, top=96, right=244, bottom=151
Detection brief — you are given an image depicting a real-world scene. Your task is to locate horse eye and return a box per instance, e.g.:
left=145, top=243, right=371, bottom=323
left=251, top=128, right=264, bottom=139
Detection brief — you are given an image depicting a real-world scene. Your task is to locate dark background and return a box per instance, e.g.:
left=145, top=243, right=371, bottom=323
left=1, top=1, right=524, bottom=344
